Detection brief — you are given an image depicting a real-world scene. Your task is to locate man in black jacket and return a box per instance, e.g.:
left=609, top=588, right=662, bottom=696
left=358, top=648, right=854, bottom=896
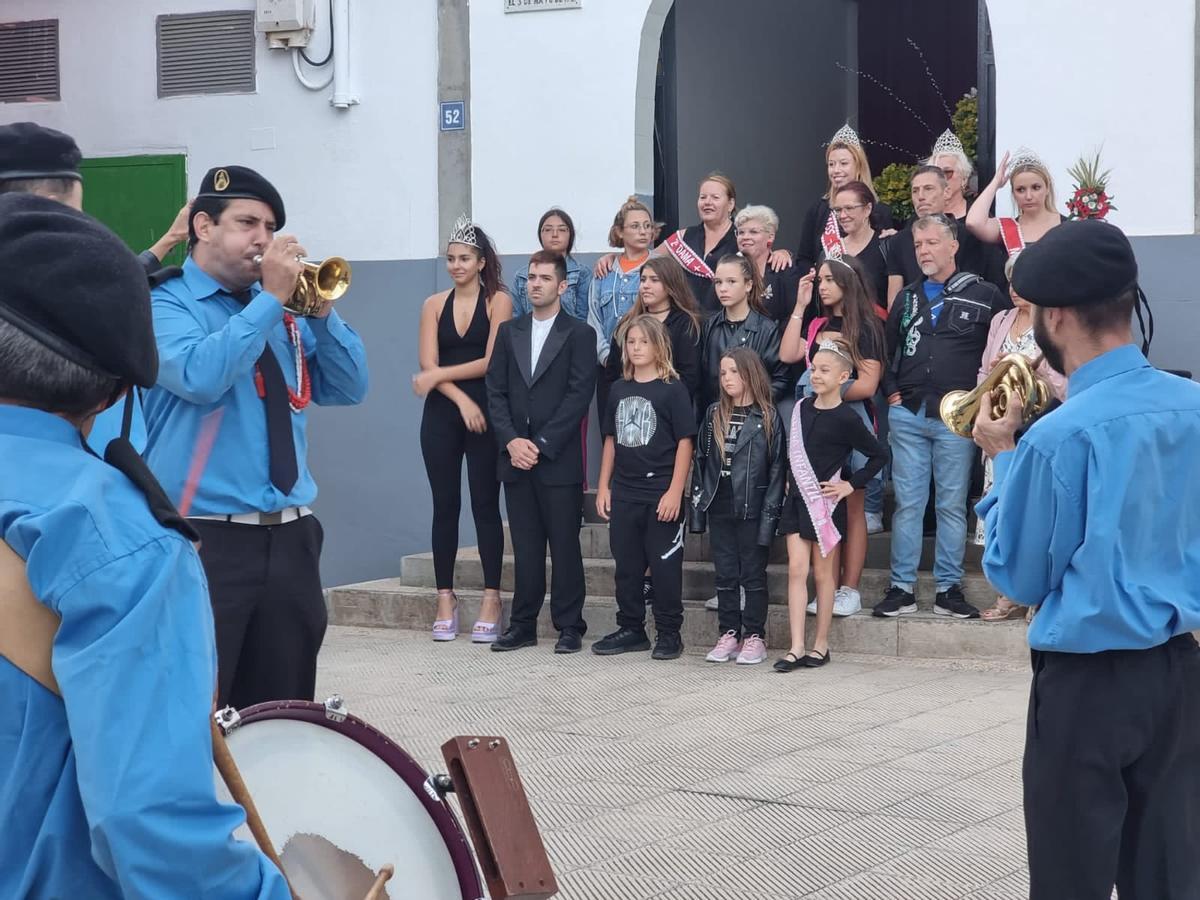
left=876, top=215, right=1007, bottom=620
left=487, top=251, right=597, bottom=653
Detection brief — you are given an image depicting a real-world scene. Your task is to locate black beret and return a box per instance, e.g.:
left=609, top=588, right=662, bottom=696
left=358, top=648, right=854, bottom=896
left=1011, top=219, right=1138, bottom=308
left=0, top=121, right=82, bottom=181
left=0, top=193, right=157, bottom=387
left=195, top=165, right=285, bottom=229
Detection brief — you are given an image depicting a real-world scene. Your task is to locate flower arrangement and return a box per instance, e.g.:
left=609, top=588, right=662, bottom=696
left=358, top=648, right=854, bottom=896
left=1066, top=151, right=1116, bottom=220
left=951, top=88, right=979, bottom=162
left=875, top=162, right=917, bottom=222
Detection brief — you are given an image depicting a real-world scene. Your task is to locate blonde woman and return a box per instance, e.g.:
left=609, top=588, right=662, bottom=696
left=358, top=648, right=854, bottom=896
left=967, top=149, right=1063, bottom=256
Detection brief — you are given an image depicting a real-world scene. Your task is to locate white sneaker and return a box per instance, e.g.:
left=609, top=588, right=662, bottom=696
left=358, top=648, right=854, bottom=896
left=705, top=588, right=746, bottom=611
left=806, top=598, right=817, bottom=615
left=833, top=586, right=862, bottom=617
left=866, top=512, right=884, bottom=534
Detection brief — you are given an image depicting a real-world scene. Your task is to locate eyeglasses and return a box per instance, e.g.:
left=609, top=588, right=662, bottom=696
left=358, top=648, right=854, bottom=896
left=625, top=222, right=655, bottom=232
left=831, top=204, right=866, bottom=215
left=540, top=225, right=570, bottom=235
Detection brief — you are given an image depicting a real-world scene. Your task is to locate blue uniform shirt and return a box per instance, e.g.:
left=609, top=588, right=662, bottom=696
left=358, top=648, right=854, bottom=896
left=85, top=391, right=148, bottom=456
left=144, top=257, right=369, bottom=514
left=0, top=405, right=290, bottom=898
left=977, top=344, right=1200, bottom=652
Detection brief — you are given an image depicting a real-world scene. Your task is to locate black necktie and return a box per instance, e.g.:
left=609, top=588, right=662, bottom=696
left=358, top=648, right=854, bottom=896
left=233, top=289, right=298, bottom=495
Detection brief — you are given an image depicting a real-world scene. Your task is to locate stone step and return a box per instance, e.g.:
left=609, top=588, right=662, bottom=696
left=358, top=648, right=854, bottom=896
left=582, top=487, right=903, bottom=526
left=399, top=548, right=995, bottom=607
left=327, top=583, right=1028, bottom=661
left=503, top=522, right=983, bottom=570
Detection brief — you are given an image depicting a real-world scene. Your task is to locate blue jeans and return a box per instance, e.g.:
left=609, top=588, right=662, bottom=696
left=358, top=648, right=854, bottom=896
left=887, top=402, right=975, bottom=592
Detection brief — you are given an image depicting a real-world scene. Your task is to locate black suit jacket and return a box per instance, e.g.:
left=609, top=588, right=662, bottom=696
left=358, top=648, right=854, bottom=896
left=486, top=311, right=597, bottom=485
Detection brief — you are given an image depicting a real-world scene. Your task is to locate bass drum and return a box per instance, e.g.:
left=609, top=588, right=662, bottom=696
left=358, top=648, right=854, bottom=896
left=214, top=699, right=483, bottom=900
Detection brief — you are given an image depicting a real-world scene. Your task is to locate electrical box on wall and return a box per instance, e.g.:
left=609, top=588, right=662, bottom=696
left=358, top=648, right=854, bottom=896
left=256, top=0, right=315, bottom=49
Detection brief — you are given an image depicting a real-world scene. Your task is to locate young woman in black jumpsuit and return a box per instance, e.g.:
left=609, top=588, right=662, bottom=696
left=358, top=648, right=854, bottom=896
left=414, top=221, right=512, bottom=642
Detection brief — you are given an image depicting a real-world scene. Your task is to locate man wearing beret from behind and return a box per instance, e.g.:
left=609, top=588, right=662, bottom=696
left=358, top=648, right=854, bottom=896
left=0, top=121, right=194, bottom=456
left=974, top=220, right=1200, bottom=899
left=0, top=194, right=291, bottom=897
left=143, top=165, right=368, bottom=710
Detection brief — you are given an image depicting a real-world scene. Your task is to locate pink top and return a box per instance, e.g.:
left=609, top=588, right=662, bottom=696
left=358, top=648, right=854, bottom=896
left=977, top=307, right=1067, bottom=401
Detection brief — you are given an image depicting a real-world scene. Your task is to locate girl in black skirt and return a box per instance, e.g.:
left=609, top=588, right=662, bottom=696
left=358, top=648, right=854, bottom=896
left=774, top=338, right=886, bottom=672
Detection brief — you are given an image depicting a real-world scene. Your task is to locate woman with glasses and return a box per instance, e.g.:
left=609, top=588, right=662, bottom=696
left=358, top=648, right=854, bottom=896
left=830, top=182, right=888, bottom=311
left=510, top=207, right=592, bottom=319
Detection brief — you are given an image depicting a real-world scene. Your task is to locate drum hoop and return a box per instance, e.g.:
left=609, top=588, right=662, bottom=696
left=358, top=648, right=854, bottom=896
left=234, top=699, right=483, bottom=900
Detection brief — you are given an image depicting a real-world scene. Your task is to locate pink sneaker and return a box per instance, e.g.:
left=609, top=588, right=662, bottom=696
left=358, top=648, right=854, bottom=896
left=736, top=634, right=767, bottom=665
left=706, top=630, right=741, bottom=662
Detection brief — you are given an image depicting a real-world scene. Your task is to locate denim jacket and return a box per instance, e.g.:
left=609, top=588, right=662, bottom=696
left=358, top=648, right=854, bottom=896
left=510, top=255, right=592, bottom=321
left=586, top=258, right=647, bottom=364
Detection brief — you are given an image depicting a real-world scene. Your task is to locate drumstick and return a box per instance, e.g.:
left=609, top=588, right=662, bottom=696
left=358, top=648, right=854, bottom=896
left=210, top=717, right=302, bottom=899
left=179, top=408, right=225, bottom=517
left=363, top=865, right=395, bottom=900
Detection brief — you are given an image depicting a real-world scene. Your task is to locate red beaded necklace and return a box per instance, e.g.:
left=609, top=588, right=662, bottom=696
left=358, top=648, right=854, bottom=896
left=253, top=313, right=311, bottom=412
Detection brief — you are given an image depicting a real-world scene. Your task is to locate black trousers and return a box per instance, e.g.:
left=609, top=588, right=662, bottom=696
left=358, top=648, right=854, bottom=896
left=193, top=515, right=328, bottom=709
left=504, top=477, right=586, bottom=635
left=420, top=393, right=504, bottom=589
left=708, top=511, right=769, bottom=639
left=608, top=498, right=684, bottom=634
left=1024, top=633, right=1200, bottom=900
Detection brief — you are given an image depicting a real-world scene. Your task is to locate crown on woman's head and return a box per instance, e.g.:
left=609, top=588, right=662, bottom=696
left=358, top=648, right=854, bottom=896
left=1007, top=147, right=1045, bottom=177
left=828, top=123, right=861, bottom=149
left=448, top=214, right=480, bottom=249
left=931, top=129, right=965, bottom=158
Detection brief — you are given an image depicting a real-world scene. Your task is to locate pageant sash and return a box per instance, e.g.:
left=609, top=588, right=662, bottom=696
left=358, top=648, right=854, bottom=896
left=821, top=211, right=845, bottom=259
left=788, top=401, right=843, bottom=558
left=664, top=230, right=716, bottom=280
left=998, top=217, right=1025, bottom=258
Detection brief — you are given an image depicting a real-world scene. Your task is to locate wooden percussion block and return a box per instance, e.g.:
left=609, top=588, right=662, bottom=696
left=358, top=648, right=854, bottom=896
left=441, top=736, right=558, bottom=900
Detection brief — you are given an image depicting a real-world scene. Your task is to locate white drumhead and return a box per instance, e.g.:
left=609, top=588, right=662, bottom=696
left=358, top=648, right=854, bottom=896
left=214, top=717, right=467, bottom=900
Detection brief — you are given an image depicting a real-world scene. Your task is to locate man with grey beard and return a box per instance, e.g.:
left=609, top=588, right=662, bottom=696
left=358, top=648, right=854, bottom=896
left=875, top=214, right=1006, bottom=621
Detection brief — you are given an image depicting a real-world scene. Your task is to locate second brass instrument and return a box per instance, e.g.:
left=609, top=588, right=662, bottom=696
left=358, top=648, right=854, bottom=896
left=940, top=353, right=1052, bottom=437
left=252, top=254, right=352, bottom=317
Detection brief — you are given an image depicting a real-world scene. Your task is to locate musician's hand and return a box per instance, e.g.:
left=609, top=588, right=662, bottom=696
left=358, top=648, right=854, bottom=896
left=973, top=392, right=1021, bottom=458
left=260, top=235, right=306, bottom=302
left=311, top=298, right=335, bottom=319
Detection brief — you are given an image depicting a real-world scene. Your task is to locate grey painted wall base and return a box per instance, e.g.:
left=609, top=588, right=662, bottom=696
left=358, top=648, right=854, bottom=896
left=309, top=241, right=1200, bottom=588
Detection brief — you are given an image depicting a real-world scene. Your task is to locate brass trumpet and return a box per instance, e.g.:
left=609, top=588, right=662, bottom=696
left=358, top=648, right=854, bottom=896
left=940, top=354, right=1052, bottom=437
left=253, top=254, right=352, bottom=317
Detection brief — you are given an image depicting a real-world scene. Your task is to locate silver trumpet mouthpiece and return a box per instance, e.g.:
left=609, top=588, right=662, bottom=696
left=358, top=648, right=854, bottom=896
left=252, top=254, right=264, bottom=266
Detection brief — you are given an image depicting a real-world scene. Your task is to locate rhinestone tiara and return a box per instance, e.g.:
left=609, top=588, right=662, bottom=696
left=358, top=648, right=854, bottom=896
left=816, top=338, right=852, bottom=361
left=1007, top=147, right=1045, bottom=177
left=828, top=123, right=861, bottom=149
left=931, top=129, right=965, bottom=158
left=447, top=214, right=480, bottom=249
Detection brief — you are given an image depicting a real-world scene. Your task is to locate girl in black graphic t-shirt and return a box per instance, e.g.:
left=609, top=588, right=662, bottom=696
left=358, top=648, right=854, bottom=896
left=594, top=315, right=696, bottom=661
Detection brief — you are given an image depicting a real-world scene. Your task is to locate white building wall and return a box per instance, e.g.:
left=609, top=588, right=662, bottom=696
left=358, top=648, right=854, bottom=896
left=0, top=0, right=440, bottom=260
left=986, top=0, right=1195, bottom=236
left=469, top=0, right=658, bottom=255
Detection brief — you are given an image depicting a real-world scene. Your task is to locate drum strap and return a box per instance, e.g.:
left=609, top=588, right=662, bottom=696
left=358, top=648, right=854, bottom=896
left=0, top=540, right=61, bottom=696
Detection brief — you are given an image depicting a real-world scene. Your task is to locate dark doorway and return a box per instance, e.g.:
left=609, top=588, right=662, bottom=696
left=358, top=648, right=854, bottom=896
left=854, top=0, right=979, bottom=171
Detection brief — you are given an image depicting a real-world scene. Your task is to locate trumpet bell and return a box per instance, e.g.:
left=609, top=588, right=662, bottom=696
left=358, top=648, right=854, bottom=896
left=290, top=256, right=352, bottom=317
left=939, top=353, right=1051, bottom=437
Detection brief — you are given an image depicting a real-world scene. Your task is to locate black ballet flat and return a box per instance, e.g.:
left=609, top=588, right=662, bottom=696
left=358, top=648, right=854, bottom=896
left=803, top=649, right=831, bottom=668
left=773, top=652, right=805, bottom=673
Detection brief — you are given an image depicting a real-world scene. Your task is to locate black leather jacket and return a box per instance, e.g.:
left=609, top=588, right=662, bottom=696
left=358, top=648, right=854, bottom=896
left=697, top=309, right=790, bottom=416
left=688, top=403, right=787, bottom=546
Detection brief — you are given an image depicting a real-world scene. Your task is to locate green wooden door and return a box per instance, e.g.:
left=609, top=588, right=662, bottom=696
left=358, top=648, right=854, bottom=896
left=79, top=154, right=187, bottom=266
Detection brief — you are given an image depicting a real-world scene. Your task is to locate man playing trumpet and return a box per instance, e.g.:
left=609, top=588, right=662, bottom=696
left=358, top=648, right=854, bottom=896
left=144, top=165, right=369, bottom=709
left=974, top=221, right=1200, bottom=899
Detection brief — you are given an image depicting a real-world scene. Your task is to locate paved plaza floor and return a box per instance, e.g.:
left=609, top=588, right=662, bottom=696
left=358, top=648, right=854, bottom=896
left=316, top=626, right=1035, bottom=899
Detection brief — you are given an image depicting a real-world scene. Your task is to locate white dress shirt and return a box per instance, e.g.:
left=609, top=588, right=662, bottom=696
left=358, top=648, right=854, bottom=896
left=530, top=312, right=558, bottom=372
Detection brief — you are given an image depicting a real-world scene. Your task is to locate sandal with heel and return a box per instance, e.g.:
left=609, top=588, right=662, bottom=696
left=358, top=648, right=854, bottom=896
left=472, top=590, right=502, bottom=644
left=432, top=591, right=459, bottom=641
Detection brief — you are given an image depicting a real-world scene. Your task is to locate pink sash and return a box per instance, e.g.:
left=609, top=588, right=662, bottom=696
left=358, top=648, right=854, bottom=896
left=998, top=217, right=1025, bottom=258
left=664, top=230, right=715, bottom=280
left=788, top=400, right=843, bottom=558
